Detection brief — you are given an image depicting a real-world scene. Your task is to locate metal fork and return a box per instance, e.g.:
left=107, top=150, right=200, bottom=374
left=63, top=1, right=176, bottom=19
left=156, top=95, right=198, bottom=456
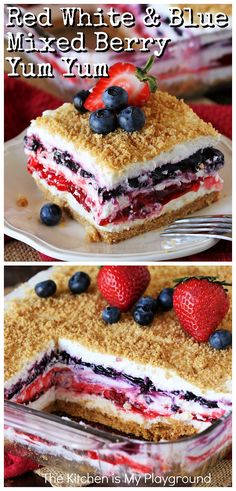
left=160, top=214, right=232, bottom=241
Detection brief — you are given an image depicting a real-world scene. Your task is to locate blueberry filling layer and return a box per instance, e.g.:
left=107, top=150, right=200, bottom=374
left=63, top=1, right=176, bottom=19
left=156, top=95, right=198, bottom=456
left=6, top=350, right=224, bottom=415
left=24, top=135, right=224, bottom=202
left=24, top=135, right=96, bottom=181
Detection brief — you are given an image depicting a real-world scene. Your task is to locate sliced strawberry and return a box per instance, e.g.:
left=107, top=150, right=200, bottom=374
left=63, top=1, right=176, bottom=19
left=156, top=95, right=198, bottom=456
left=84, top=56, right=157, bottom=112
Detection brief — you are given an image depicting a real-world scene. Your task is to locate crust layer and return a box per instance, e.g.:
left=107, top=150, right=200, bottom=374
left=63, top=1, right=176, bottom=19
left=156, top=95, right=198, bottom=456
left=56, top=400, right=197, bottom=442
left=34, top=177, right=220, bottom=244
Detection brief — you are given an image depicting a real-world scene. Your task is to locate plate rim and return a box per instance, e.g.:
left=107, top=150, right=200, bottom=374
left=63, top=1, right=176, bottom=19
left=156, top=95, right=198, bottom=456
left=4, top=131, right=231, bottom=261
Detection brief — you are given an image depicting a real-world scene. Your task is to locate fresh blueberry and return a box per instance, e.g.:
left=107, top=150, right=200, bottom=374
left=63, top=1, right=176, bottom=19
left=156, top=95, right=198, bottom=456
left=133, top=307, right=154, bottom=326
left=209, top=330, right=232, bottom=350
left=135, top=296, right=157, bottom=314
left=89, top=109, right=117, bottom=135
left=102, top=86, right=128, bottom=110
left=73, top=90, right=90, bottom=112
left=102, top=306, right=121, bottom=324
left=68, top=272, right=91, bottom=294
left=117, top=106, right=145, bottom=133
left=157, top=288, right=174, bottom=311
left=35, top=280, right=57, bottom=298
left=40, top=203, right=62, bottom=226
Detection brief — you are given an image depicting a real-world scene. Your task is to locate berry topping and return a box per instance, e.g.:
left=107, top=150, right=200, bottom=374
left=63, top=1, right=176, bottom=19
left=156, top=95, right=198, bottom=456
left=133, top=307, right=154, bottom=326
left=40, top=203, right=62, bottom=226
left=117, top=106, right=145, bottom=132
left=135, top=296, right=157, bottom=314
left=84, top=56, right=157, bottom=112
left=68, top=272, right=91, bottom=294
left=35, top=280, right=57, bottom=298
left=102, top=306, right=121, bottom=324
left=73, top=90, right=90, bottom=112
left=158, top=288, right=174, bottom=311
left=97, top=266, right=150, bottom=312
left=173, top=276, right=231, bottom=342
left=102, top=86, right=128, bottom=110
left=209, top=329, right=232, bottom=350
left=89, top=109, right=117, bottom=135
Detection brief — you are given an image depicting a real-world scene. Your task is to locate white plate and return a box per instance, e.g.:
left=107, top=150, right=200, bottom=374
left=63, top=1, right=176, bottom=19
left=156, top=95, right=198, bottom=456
left=4, top=131, right=231, bottom=262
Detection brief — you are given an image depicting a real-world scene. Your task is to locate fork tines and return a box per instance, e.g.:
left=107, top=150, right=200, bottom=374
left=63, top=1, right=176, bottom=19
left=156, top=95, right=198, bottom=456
left=160, top=215, right=232, bottom=241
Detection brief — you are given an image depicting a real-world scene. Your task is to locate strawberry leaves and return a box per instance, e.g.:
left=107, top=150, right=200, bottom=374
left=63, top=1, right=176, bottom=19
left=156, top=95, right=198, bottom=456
left=173, top=276, right=232, bottom=288
left=135, top=55, right=157, bottom=92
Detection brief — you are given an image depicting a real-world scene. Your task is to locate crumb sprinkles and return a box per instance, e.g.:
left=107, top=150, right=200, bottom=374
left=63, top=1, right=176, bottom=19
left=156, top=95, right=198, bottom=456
left=16, top=195, right=28, bottom=207
left=32, top=92, right=218, bottom=172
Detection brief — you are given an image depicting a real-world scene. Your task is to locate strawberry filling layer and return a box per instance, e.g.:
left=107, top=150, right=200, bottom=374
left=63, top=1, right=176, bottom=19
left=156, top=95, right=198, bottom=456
left=99, top=179, right=200, bottom=226
left=27, top=156, right=222, bottom=226
left=28, top=157, right=92, bottom=215
left=12, top=361, right=229, bottom=427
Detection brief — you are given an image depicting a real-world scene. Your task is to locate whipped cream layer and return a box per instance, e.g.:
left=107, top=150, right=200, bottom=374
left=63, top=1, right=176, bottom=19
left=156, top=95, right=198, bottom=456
left=5, top=341, right=231, bottom=437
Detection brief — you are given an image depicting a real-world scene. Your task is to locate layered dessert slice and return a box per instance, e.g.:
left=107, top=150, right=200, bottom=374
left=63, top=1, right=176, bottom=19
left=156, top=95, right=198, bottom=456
left=5, top=266, right=232, bottom=441
left=114, top=4, right=232, bottom=97
left=24, top=90, right=224, bottom=244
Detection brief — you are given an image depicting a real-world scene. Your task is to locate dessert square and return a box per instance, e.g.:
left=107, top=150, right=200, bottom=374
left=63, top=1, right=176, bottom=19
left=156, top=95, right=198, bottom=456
left=5, top=266, right=232, bottom=442
left=24, top=91, right=224, bottom=243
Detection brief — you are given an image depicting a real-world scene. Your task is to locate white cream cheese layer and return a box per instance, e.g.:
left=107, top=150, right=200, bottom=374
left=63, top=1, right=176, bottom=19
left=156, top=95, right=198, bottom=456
left=32, top=172, right=222, bottom=233
left=52, top=393, right=215, bottom=433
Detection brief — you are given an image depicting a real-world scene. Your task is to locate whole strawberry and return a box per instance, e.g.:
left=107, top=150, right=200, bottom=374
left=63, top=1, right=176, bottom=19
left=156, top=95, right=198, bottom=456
left=173, top=276, right=230, bottom=342
left=97, top=266, right=150, bottom=312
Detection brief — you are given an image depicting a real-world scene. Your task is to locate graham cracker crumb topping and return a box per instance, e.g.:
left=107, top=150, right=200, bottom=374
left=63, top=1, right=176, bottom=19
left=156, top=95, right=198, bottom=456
left=33, top=91, right=218, bottom=173
left=16, top=195, right=28, bottom=207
